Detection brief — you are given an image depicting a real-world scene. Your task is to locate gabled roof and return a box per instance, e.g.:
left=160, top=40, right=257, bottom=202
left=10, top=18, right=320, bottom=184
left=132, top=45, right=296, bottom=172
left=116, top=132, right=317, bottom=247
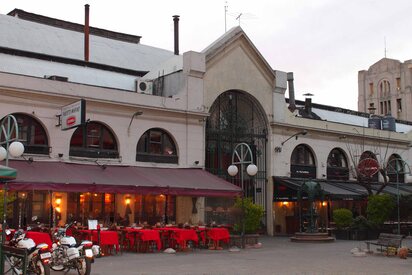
left=202, top=26, right=275, bottom=80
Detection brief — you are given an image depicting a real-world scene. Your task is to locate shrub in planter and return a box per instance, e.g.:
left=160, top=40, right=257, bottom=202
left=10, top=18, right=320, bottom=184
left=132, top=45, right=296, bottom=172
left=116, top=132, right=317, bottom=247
left=233, top=197, right=264, bottom=234
left=349, top=215, right=376, bottom=240
left=366, top=194, right=395, bottom=227
left=333, top=208, right=353, bottom=229
left=350, top=215, right=374, bottom=231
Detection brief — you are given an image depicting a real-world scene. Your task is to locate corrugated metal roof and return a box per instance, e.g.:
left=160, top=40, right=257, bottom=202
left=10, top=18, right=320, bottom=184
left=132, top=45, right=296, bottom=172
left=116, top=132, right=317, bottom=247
left=0, top=13, right=175, bottom=72
left=0, top=53, right=137, bottom=91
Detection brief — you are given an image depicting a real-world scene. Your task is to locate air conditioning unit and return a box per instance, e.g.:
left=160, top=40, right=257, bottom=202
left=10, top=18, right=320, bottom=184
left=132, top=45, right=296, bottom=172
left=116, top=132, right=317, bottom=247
left=136, top=80, right=153, bottom=95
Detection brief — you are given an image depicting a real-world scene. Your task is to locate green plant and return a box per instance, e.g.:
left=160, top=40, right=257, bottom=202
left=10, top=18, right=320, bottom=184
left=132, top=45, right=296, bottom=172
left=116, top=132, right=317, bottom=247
left=0, top=193, right=16, bottom=220
left=233, top=197, right=264, bottom=234
left=332, top=208, right=353, bottom=229
left=366, top=194, right=395, bottom=227
left=350, top=215, right=374, bottom=231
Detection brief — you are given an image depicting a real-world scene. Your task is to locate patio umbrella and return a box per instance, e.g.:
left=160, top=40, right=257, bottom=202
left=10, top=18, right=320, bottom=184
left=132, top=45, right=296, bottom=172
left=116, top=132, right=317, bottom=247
left=0, top=165, right=17, bottom=181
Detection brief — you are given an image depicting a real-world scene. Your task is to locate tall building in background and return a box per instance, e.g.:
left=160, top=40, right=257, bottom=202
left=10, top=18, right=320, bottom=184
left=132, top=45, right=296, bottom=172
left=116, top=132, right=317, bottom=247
left=358, top=58, right=412, bottom=121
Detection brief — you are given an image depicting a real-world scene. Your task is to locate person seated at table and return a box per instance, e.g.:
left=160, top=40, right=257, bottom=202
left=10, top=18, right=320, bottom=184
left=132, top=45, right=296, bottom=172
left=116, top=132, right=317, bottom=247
left=114, top=213, right=128, bottom=226
left=184, top=222, right=191, bottom=229
left=154, top=222, right=162, bottom=228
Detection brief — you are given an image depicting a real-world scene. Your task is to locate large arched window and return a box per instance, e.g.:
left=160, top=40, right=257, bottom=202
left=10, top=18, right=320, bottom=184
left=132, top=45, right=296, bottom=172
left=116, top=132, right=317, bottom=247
left=69, top=121, right=119, bottom=158
left=379, top=79, right=391, bottom=97
left=206, top=90, right=267, bottom=207
left=136, top=128, right=178, bottom=164
left=1, top=113, right=49, bottom=155
left=290, top=144, right=316, bottom=178
left=327, top=148, right=349, bottom=180
left=386, top=154, right=405, bottom=183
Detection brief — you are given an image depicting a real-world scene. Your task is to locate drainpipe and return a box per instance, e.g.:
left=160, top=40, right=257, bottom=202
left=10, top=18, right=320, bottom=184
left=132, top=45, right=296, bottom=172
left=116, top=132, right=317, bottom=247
left=84, top=4, right=90, bottom=62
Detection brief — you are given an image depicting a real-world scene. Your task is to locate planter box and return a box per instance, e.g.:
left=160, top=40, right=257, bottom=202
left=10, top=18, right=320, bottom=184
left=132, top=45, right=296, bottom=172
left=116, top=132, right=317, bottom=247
left=333, top=229, right=350, bottom=240
left=229, top=234, right=259, bottom=247
left=333, top=229, right=380, bottom=240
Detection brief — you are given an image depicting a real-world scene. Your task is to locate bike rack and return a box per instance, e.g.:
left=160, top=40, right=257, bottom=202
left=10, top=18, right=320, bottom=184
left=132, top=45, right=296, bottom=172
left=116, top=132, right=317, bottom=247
left=1, top=245, right=28, bottom=275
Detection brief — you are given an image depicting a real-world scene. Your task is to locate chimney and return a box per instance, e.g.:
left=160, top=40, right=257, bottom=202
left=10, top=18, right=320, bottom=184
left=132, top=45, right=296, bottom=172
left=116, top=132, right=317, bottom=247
left=287, top=72, right=296, bottom=112
left=173, top=15, right=180, bottom=55
left=305, top=97, right=312, bottom=116
left=84, top=4, right=90, bottom=62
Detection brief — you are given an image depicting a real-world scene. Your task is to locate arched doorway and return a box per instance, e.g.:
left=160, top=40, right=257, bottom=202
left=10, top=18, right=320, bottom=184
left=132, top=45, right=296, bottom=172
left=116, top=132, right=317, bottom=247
left=205, top=90, right=268, bottom=210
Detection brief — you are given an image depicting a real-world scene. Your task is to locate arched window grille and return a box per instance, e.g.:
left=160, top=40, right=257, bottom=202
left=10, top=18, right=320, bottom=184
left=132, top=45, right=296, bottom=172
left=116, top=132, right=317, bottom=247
left=136, top=128, right=178, bottom=164
left=69, top=121, right=119, bottom=158
left=290, top=144, right=316, bottom=178
left=327, top=148, right=349, bottom=180
left=1, top=113, right=49, bottom=155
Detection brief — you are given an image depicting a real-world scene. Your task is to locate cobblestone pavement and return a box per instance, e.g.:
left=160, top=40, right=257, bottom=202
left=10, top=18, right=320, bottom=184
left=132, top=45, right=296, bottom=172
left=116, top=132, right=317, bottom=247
left=50, top=236, right=412, bottom=275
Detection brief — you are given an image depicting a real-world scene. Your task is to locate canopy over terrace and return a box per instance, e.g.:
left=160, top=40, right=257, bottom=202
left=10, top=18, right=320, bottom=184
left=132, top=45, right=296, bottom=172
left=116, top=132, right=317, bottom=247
left=274, top=177, right=366, bottom=200
left=2, top=160, right=241, bottom=197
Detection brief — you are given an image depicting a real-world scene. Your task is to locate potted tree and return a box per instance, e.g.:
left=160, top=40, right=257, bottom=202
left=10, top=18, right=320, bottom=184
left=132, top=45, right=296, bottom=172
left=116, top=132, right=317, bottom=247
left=231, top=197, right=264, bottom=246
left=366, top=194, right=395, bottom=238
left=332, top=208, right=353, bottom=240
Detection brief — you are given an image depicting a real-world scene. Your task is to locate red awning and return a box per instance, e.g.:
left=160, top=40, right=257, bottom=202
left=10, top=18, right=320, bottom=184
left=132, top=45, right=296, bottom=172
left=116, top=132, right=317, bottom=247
left=1, top=160, right=241, bottom=197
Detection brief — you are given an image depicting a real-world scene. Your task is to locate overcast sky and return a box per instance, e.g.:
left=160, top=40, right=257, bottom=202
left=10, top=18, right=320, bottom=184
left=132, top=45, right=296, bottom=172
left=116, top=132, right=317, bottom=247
left=2, top=0, right=412, bottom=111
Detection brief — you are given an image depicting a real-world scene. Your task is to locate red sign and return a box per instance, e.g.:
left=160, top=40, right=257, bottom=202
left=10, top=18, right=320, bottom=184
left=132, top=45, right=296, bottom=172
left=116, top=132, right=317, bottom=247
left=357, top=158, right=379, bottom=178
left=66, top=116, right=76, bottom=126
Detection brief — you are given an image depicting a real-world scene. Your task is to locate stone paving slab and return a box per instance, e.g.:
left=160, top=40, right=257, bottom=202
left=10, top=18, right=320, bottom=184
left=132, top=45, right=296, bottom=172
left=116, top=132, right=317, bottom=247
left=51, top=236, right=412, bottom=275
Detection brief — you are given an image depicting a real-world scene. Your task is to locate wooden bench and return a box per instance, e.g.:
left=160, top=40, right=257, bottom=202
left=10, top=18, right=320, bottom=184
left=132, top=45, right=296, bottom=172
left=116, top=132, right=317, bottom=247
left=365, top=233, right=403, bottom=254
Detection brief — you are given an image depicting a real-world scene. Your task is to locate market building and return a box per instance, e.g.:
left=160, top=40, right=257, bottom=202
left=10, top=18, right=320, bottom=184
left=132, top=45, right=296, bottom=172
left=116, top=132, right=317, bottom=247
left=1, top=7, right=412, bottom=236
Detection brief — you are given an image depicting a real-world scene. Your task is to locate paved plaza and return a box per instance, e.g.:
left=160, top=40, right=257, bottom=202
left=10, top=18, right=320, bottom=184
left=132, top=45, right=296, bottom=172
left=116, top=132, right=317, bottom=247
left=51, top=236, right=412, bottom=275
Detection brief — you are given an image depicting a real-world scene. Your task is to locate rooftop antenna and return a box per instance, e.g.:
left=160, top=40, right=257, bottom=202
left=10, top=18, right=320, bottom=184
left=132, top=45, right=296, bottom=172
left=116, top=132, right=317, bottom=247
left=384, top=36, right=387, bottom=58
left=303, top=93, right=314, bottom=98
left=224, top=1, right=228, bottom=32
left=236, top=13, right=243, bottom=26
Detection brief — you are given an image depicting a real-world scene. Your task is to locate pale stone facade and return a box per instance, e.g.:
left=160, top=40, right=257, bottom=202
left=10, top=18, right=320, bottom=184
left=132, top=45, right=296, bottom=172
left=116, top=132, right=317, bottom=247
left=2, top=10, right=412, bottom=235
left=358, top=58, right=412, bottom=121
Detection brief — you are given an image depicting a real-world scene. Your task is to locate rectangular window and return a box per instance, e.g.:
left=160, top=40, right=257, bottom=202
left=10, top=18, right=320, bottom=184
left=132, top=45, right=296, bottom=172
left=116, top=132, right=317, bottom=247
left=396, top=77, right=401, bottom=90
left=380, top=102, right=384, bottom=115
left=388, top=100, right=391, bottom=114
left=369, top=83, right=374, bottom=96
left=384, top=101, right=387, bottom=115
left=397, top=98, right=402, bottom=112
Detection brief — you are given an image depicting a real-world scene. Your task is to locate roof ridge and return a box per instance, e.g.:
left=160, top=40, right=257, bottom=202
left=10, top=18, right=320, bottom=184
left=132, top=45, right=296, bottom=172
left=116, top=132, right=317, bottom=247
left=7, top=8, right=142, bottom=44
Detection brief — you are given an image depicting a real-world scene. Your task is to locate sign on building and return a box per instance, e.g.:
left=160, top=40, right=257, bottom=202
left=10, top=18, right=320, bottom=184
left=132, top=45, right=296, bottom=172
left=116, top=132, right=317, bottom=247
left=61, top=99, right=86, bottom=130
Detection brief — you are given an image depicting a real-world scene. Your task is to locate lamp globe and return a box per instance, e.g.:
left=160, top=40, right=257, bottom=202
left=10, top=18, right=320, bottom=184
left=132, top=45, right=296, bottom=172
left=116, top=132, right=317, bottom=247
left=246, top=164, right=258, bottom=176
left=0, top=146, right=6, bottom=161
left=227, top=165, right=238, bottom=177
left=9, top=141, right=25, bottom=157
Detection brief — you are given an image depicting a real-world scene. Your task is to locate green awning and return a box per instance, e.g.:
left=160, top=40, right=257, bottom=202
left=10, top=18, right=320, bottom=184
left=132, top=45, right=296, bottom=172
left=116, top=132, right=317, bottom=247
left=0, top=165, right=17, bottom=180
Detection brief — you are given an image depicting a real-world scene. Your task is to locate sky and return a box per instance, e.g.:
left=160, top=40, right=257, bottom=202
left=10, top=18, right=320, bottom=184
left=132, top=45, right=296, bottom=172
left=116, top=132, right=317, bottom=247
left=2, top=0, right=412, bottom=111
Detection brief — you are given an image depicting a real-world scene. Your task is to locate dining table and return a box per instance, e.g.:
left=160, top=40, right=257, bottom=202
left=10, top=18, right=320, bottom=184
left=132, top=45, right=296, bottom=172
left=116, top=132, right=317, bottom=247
left=122, top=228, right=161, bottom=252
left=78, top=229, right=119, bottom=254
left=199, top=227, right=230, bottom=249
left=170, top=228, right=199, bottom=250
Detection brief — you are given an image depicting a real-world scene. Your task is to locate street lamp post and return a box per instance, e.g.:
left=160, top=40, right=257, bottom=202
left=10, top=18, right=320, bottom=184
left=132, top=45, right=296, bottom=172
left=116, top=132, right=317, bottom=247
left=386, top=158, right=412, bottom=235
left=0, top=114, right=25, bottom=273
left=227, top=143, right=258, bottom=249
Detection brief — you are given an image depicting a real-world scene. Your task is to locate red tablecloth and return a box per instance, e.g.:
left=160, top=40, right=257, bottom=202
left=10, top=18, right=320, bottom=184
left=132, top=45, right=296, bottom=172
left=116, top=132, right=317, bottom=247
left=25, top=231, right=53, bottom=247
left=79, top=230, right=119, bottom=252
left=207, top=228, right=230, bottom=243
left=172, top=228, right=198, bottom=247
left=124, top=229, right=161, bottom=251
